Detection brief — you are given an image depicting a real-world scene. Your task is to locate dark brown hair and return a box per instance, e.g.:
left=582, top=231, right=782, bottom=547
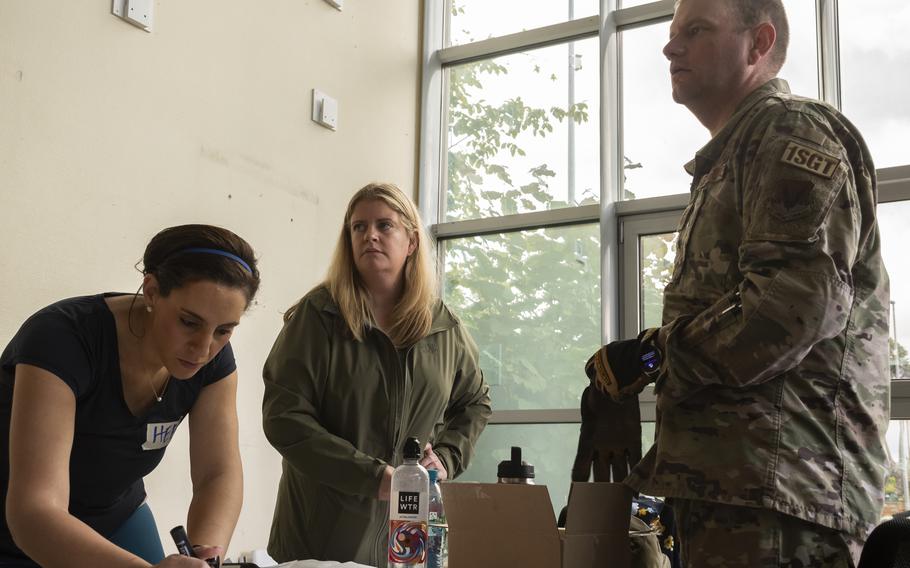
left=141, top=224, right=260, bottom=306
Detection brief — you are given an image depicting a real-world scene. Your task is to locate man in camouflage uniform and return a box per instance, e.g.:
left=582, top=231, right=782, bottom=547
left=588, top=0, right=891, bottom=565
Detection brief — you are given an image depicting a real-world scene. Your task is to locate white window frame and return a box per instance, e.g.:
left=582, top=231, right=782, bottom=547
left=419, top=0, right=910, bottom=425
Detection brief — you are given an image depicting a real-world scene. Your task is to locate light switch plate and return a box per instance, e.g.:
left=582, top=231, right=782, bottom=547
left=312, top=89, right=338, bottom=131
left=125, top=0, right=153, bottom=30
left=321, top=97, right=338, bottom=130
left=112, top=0, right=153, bottom=32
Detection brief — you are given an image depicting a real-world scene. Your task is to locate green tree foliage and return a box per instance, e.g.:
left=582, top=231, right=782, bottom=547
left=444, top=54, right=598, bottom=411
left=447, top=60, right=591, bottom=221
left=890, top=338, right=910, bottom=380
left=640, top=233, right=677, bottom=329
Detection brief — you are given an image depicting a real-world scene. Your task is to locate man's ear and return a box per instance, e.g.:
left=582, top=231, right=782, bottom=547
left=749, top=21, right=777, bottom=65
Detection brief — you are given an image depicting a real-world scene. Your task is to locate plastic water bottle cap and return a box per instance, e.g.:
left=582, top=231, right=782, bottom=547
left=403, top=437, right=421, bottom=460
left=429, top=469, right=438, bottom=483
left=496, top=446, right=535, bottom=480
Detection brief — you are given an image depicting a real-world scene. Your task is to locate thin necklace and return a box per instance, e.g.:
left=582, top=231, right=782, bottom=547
left=135, top=293, right=170, bottom=402
left=150, top=373, right=171, bottom=403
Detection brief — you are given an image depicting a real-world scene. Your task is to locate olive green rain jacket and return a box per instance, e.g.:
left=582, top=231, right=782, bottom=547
left=262, top=286, right=491, bottom=567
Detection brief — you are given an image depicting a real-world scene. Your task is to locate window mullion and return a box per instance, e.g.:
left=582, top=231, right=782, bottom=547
left=817, top=0, right=841, bottom=108
left=601, top=0, right=621, bottom=346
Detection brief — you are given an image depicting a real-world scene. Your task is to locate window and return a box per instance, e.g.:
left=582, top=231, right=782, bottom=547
left=442, top=224, right=600, bottom=410
left=446, top=39, right=600, bottom=221
left=425, top=1, right=605, bottom=512
left=780, top=0, right=821, bottom=99
left=421, top=0, right=910, bottom=516
left=620, top=21, right=706, bottom=201
left=446, top=0, right=597, bottom=47
left=639, top=231, right=676, bottom=329
left=459, top=423, right=578, bottom=511
left=839, top=0, right=910, bottom=169
left=884, top=420, right=910, bottom=516
left=878, top=201, right=910, bottom=381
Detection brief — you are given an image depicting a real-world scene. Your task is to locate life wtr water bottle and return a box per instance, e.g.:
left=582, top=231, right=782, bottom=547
left=427, top=469, right=447, bottom=568
left=389, top=437, right=429, bottom=568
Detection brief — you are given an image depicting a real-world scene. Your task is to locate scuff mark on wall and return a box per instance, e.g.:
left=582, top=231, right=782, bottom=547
left=199, top=145, right=320, bottom=205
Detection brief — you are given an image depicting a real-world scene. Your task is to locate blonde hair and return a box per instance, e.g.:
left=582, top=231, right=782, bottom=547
left=285, top=182, right=438, bottom=348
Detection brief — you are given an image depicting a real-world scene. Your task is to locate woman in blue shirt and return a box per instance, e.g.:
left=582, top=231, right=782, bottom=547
left=0, top=224, right=260, bottom=568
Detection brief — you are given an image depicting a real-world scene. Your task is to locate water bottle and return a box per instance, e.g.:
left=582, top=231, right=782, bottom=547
left=496, top=446, right=535, bottom=484
left=389, top=437, right=429, bottom=568
left=427, top=469, right=447, bottom=568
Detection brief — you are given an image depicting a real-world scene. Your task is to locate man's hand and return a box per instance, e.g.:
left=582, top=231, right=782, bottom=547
left=420, top=442, right=448, bottom=480
left=585, top=329, right=661, bottom=401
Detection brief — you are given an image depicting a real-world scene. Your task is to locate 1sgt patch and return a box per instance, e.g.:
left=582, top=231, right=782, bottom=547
left=780, top=140, right=840, bottom=178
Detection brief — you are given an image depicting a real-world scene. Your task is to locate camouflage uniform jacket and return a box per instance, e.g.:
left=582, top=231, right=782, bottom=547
left=625, top=79, right=891, bottom=538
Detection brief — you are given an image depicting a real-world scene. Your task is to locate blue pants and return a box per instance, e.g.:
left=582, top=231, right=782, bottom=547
left=108, top=502, right=166, bottom=563
left=0, top=503, right=165, bottom=567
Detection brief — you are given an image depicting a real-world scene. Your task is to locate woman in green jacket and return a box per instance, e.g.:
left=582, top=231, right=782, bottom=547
left=262, top=182, right=491, bottom=567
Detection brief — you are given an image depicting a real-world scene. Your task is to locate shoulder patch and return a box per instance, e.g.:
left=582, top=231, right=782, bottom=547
left=780, top=140, right=840, bottom=179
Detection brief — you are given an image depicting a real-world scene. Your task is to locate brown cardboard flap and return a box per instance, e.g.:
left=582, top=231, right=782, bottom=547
left=563, top=534, right=630, bottom=568
left=564, top=482, right=633, bottom=535
left=443, top=482, right=558, bottom=535
left=443, top=482, right=561, bottom=568
left=563, top=482, right=632, bottom=568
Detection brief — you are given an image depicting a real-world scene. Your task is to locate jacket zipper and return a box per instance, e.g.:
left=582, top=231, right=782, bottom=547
left=391, top=345, right=420, bottom=450
left=376, top=335, right=417, bottom=567
left=372, top=507, right=389, bottom=567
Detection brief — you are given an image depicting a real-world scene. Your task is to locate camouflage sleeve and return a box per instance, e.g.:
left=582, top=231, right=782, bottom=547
left=655, top=109, right=860, bottom=404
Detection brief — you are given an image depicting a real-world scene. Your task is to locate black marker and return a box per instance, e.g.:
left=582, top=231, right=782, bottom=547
left=170, top=525, right=195, bottom=557
left=170, top=526, right=219, bottom=567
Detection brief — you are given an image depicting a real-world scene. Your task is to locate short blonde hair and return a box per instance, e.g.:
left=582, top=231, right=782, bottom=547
left=286, top=182, right=438, bottom=348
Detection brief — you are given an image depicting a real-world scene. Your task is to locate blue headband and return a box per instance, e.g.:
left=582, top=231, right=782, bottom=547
left=178, top=247, right=253, bottom=273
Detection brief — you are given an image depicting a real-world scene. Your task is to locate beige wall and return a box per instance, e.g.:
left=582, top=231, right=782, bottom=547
left=0, top=0, right=420, bottom=559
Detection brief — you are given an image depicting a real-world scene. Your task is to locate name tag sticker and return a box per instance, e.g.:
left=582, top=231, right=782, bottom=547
left=141, top=419, right=182, bottom=451
left=780, top=141, right=840, bottom=179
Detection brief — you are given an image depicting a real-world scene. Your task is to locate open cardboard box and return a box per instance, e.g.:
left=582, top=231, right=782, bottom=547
left=442, top=481, right=633, bottom=568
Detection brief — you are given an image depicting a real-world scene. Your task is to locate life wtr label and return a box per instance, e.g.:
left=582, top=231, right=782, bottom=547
left=398, top=492, right=420, bottom=515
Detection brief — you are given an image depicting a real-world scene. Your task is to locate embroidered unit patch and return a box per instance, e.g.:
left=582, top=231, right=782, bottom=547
left=780, top=140, right=840, bottom=178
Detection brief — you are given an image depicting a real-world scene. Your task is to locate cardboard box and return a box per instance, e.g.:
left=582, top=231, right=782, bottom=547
left=442, top=482, right=633, bottom=568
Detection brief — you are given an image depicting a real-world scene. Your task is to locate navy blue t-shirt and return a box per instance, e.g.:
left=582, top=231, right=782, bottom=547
left=0, top=294, right=236, bottom=562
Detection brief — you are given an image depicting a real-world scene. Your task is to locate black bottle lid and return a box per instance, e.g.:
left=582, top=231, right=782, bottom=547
left=497, top=446, right=535, bottom=479
left=403, top=436, right=421, bottom=460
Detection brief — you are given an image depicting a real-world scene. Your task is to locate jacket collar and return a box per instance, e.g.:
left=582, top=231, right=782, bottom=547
left=313, top=285, right=458, bottom=337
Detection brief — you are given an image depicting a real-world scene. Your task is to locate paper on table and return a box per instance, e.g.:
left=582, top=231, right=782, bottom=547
left=275, top=561, right=374, bottom=568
